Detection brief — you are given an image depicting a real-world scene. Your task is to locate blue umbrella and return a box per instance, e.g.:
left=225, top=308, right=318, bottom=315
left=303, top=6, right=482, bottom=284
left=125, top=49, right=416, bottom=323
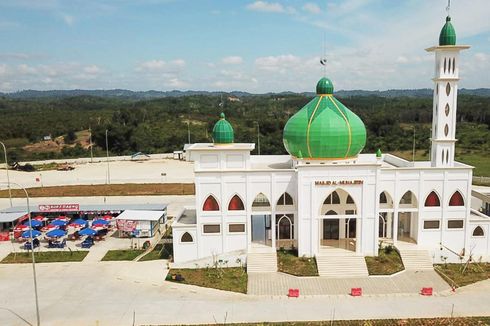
left=24, top=220, right=42, bottom=228
left=46, top=229, right=67, bottom=238
left=21, top=230, right=42, bottom=238
left=92, top=219, right=109, bottom=226
left=51, top=219, right=68, bottom=227
left=72, top=218, right=88, bottom=226
left=78, top=228, right=97, bottom=236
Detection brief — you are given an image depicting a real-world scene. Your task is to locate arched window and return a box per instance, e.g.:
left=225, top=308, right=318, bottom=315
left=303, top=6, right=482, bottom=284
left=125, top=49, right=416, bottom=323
left=228, top=195, right=244, bottom=211
left=400, top=191, right=416, bottom=205
left=346, top=195, right=355, bottom=204
left=472, top=226, right=484, bottom=237
left=203, top=195, right=219, bottom=211
left=181, top=232, right=193, bottom=243
left=380, top=192, right=387, bottom=204
left=325, top=210, right=337, bottom=215
left=277, top=215, right=292, bottom=239
left=449, top=191, right=465, bottom=206
left=252, top=193, right=271, bottom=208
left=277, top=192, right=293, bottom=206
left=425, top=191, right=441, bottom=207
left=324, top=191, right=340, bottom=205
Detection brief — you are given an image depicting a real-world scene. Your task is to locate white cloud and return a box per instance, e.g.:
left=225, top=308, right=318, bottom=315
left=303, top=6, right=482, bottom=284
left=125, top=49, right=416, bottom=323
left=255, top=54, right=302, bottom=73
left=83, top=64, right=101, bottom=74
left=303, top=3, right=321, bottom=14
left=61, top=13, right=75, bottom=26
left=136, top=59, right=186, bottom=73
left=246, top=1, right=284, bottom=13
left=222, top=56, right=243, bottom=65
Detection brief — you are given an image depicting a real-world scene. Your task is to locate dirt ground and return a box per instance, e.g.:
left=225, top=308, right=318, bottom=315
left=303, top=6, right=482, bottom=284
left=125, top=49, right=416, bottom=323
left=0, top=183, right=195, bottom=197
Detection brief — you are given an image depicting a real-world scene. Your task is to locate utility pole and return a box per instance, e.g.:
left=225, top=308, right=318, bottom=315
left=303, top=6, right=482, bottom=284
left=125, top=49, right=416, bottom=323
left=187, top=121, right=191, bottom=144
left=254, top=122, right=261, bottom=155
left=89, top=126, right=94, bottom=163
left=0, top=141, right=12, bottom=207
left=105, top=129, right=110, bottom=184
left=412, top=126, right=416, bottom=162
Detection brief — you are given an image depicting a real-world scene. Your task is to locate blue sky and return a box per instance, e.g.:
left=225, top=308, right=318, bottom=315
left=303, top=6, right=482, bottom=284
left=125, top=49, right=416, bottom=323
left=0, top=0, right=489, bottom=92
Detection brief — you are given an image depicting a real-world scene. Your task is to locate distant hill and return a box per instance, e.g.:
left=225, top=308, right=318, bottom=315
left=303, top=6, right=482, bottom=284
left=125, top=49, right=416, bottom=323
left=1, top=88, right=489, bottom=99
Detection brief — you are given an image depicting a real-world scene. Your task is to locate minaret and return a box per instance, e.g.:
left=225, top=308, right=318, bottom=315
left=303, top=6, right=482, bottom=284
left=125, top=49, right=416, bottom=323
left=426, top=15, right=469, bottom=167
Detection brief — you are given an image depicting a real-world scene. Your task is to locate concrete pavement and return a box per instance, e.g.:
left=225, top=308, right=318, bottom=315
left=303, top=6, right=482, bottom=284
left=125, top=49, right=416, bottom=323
left=0, top=259, right=489, bottom=326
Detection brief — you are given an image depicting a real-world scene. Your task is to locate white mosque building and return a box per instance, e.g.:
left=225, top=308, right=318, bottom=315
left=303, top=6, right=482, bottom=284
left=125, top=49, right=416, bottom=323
left=172, top=15, right=490, bottom=273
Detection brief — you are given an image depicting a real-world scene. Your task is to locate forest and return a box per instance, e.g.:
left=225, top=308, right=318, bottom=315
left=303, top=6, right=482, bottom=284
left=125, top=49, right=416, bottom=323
left=0, top=93, right=489, bottom=174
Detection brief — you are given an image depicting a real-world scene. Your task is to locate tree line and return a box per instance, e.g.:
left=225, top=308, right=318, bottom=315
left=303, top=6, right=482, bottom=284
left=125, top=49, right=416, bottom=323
left=0, top=93, right=489, bottom=162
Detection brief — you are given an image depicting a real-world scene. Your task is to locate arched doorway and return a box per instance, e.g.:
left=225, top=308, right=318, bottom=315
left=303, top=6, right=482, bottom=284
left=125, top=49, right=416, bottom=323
left=398, top=190, right=418, bottom=243
left=379, top=191, right=394, bottom=239
left=320, top=190, right=357, bottom=252
left=251, top=193, right=272, bottom=247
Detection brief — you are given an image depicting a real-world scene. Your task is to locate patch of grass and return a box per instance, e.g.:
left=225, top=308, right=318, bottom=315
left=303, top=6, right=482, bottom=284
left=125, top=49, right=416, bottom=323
left=277, top=249, right=318, bottom=276
left=1, top=251, right=88, bottom=263
left=365, top=246, right=404, bottom=275
left=139, top=243, right=173, bottom=261
left=180, top=317, right=490, bottom=325
left=101, top=249, right=144, bottom=261
left=0, top=183, right=195, bottom=198
left=167, top=267, right=247, bottom=293
left=435, top=263, right=490, bottom=288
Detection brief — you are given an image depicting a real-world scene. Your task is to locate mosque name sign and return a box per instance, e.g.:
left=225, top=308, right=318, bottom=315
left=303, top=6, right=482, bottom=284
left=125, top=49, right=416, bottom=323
left=315, top=180, right=363, bottom=186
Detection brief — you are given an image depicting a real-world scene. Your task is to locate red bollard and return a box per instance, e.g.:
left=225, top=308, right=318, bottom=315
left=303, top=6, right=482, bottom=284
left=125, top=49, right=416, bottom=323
left=351, top=288, right=362, bottom=296
left=288, top=288, right=300, bottom=297
left=421, top=287, right=433, bottom=296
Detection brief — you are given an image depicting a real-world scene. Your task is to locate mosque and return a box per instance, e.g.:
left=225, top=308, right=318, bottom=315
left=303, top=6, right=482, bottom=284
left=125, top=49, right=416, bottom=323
left=172, top=14, right=490, bottom=272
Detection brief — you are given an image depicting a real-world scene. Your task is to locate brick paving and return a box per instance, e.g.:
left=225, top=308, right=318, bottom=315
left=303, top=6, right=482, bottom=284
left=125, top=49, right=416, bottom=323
left=247, top=270, right=450, bottom=296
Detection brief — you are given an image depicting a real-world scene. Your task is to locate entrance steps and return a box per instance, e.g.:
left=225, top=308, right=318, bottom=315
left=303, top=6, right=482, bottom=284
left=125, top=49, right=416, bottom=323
left=247, top=252, right=277, bottom=273
left=396, top=246, right=434, bottom=271
left=316, top=252, right=369, bottom=278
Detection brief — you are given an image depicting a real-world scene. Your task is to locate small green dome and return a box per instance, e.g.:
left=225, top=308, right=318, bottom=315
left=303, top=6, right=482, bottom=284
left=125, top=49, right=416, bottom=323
left=439, top=16, right=456, bottom=46
left=212, top=113, right=234, bottom=144
left=376, top=148, right=382, bottom=158
left=316, top=77, right=334, bottom=95
left=283, top=78, right=366, bottom=159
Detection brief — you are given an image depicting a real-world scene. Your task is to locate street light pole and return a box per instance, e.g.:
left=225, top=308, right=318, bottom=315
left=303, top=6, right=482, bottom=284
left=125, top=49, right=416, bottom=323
left=105, top=129, right=110, bottom=184
left=254, top=122, right=261, bottom=155
left=0, top=141, right=12, bottom=207
left=187, top=122, right=191, bottom=144
left=89, top=126, right=94, bottom=163
left=0, top=182, right=40, bottom=326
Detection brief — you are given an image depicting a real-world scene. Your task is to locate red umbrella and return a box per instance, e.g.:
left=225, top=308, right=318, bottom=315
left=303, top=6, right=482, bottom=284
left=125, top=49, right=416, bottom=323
left=33, top=215, right=45, bottom=221
left=14, top=224, right=30, bottom=232
left=56, top=215, right=70, bottom=221
left=41, top=224, right=59, bottom=232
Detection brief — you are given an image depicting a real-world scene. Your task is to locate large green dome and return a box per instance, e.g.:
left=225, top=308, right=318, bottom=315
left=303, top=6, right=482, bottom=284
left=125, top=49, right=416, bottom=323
left=212, top=112, right=234, bottom=144
left=283, top=78, right=366, bottom=159
left=439, top=16, right=456, bottom=46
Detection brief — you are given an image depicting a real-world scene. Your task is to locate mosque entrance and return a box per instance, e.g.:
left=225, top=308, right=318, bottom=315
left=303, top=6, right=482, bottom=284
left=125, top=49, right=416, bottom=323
left=397, top=212, right=418, bottom=243
left=319, top=189, right=358, bottom=252
left=251, top=214, right=271, bottom=246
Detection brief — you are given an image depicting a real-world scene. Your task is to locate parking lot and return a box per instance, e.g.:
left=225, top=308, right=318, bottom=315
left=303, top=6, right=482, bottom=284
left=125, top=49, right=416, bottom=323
left=1, top=157, right=195, bottom=188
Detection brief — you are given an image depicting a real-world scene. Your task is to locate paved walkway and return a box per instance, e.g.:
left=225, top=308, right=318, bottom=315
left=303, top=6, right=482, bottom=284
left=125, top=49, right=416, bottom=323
left=0, top=259, right=488, bottom=326
left=248, top=270, right=450, bottom=296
